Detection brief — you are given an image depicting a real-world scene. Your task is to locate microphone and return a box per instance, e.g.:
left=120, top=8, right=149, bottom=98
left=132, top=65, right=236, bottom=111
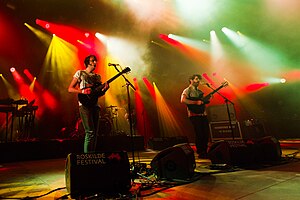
left=108, top=63, right=119, bottom=66
left=200, top=81, right=209, bottom=86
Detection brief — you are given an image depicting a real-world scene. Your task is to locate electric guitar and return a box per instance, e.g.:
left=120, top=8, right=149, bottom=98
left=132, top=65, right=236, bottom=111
left=187, top=81, right=228, bottom=114
left=78, top=67, right=131, bottom=107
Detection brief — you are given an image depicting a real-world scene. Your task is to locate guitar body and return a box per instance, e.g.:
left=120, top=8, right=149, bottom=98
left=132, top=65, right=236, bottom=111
left=187, top=104, right=206, bottom=114
left=187, top=97, right=206, bottom=114
left=186, top=82, right=228, bottom=114
left=78, top=67, right=131, bottom=107
left=78, top=84, right=106, bottom=107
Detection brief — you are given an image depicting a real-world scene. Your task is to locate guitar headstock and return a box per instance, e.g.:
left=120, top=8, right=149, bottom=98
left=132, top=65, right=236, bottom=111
left=222, top=81, right=229, bottom=87
left=122, top=67, right=131, bottom=74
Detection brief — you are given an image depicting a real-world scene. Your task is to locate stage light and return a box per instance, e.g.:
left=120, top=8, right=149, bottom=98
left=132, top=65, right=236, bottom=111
left=168, top=34, right=174, bottom=38
left=0, top=74, right=2, bottom=77
left=280, top=78, right=286, bottom=83
left=95, top=32, right=107, bottom=43
left=36, top=19, right=51, bottom=30
left=24, top=69, right=35, bottom=81
left=10, top=67, right=15, bottom=72
left=85, top=32, right=90, bottom=38
left=221, top=27, right=228, bottom=32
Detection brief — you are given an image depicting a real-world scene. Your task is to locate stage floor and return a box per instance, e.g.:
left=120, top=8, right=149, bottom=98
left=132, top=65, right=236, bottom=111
left=0, top=144, right=300, bottom=200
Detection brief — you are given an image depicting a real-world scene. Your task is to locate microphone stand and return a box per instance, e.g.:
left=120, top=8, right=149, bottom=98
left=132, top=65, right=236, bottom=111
left=206, top=84, right=236, bottom=140
left=112, top=65, right=138, bottom=175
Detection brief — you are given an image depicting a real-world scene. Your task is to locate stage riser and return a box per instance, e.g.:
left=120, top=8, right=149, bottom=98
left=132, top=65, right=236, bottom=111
left=0, top=136, right=144, bottom=163
left=97, top=135, right=145, bottom=151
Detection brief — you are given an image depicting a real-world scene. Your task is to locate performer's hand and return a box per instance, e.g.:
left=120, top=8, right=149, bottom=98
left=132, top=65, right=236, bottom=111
left=196, top=100, right=203, bottom=105
left=102, top=82, right=109, bottom=91
left=82, top=88, right=91, bottom=94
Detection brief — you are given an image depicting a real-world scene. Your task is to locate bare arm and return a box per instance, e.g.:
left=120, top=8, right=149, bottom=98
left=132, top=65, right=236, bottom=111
left=68, top=77, right=91, bottom=94
left=68, top=77, right=81, bottom=93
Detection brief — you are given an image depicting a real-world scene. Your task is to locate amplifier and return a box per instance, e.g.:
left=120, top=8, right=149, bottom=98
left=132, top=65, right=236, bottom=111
left=207, top=104, right=236, bottom=122
left=209, top=121, right=242, bottom=141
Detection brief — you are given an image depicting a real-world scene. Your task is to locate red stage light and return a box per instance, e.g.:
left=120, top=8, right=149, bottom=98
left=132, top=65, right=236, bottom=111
left=10, top=67, right=15, bottom=72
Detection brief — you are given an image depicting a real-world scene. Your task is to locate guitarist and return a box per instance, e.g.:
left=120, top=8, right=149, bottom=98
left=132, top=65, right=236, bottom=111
left=181, top=74, right=211, bottom=159
left=68, top=55, right=109, bottom=153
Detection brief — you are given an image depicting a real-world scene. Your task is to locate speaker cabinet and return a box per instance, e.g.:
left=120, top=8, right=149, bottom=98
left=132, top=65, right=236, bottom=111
left=209, top=121, right=242, bottom=141
left=148, top=136, right=189, bottom=150
left=150, top=143, right=196, bottom=180
left=253, top=136, right=282, bottom=162
left=208, top=140, right=255, bottom=166
left=207, top=104, right=236, bottom=122
left=65, top=151, right=131, bottom=198
left=208, top=136, right=282, bottom=166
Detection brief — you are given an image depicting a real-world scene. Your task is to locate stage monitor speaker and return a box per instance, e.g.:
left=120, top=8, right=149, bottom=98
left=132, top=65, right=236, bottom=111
left=208, top=136, right=282, bottom=166
left=253, top=136, right=282, bottom=162
left=65, top=151, right=131, bottom=198
left=150, top=143, right=196, bottom=180
left=208, top=140, right=255, bottom=166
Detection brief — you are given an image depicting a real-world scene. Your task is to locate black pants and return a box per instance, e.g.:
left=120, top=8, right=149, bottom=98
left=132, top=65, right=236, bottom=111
left=189, top=116, right=210, bottom=154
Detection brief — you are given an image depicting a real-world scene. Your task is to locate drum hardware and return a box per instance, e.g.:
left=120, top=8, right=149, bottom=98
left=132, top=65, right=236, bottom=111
left=98, top=116, right=113, bottom=136
left=105, top=105, right=124, bottom=135
left=106, top=105, right=117, bottom=109
left=105, top=105, right=119, bottom=118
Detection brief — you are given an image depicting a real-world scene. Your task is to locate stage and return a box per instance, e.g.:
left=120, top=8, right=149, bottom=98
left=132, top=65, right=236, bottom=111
left=0, top=139, right=299, bottom=199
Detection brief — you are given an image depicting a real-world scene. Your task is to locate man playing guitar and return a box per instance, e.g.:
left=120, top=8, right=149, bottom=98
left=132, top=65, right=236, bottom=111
left=181, top=74, right=211, bottom=159
left=68, top=55, right=109, bottom=153
left=181, top=74, right=228, bottom=158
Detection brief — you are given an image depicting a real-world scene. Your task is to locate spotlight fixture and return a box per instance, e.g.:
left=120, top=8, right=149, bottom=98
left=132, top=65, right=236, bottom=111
left=280, top=78, right=286, bottom=83
left=10, top=67, right=15, bottom=72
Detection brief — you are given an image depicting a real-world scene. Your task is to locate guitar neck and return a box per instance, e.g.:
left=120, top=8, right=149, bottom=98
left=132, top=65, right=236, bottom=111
left=106, top=72, right=123, bottom=84
left=204, top=83, right=227, bottom=98
left=105, top=67, right=130, bottom=84
left=209, top=85, right=224, bottom=96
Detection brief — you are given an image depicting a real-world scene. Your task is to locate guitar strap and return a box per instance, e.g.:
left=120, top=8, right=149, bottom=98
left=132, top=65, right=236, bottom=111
left=79, top=70, right=101, bottom=88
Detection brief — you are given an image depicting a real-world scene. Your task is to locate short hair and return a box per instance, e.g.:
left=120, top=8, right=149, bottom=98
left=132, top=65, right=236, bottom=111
left=189, top=74, right=202, bottom=83
left=84, top=55, right=97, bottom=68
